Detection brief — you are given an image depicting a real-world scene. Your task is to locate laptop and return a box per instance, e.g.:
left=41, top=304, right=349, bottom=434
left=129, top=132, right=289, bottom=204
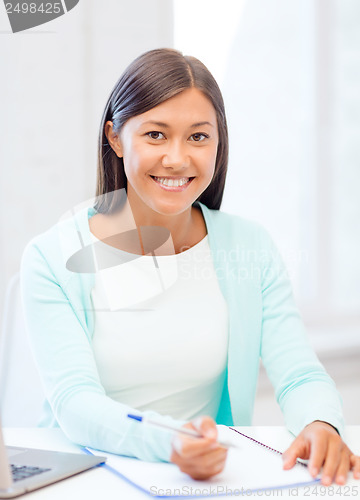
left=0, top=422, right=106, bottom=498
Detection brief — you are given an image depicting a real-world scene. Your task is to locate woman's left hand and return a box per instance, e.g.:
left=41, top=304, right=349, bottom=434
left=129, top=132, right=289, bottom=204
left=282, top=420, right=360, bottom=485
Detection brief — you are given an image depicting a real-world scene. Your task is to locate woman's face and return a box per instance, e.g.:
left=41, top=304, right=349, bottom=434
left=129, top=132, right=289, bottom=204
left=108, top=88, right=219, bottom=218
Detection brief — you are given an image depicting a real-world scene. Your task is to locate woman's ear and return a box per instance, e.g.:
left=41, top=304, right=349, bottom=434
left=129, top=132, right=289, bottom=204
left=105, top=121, right=123, bottom=158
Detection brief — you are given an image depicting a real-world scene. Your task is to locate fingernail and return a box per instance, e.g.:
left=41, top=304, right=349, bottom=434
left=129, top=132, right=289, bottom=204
left=322, top=476, right=331, bottom=486
left=336, top=475, right=345, bottom=485
left=311, top=467, right=318, bottom=477
left=206, top=429, right=216, bottom=439
left=355, top=471, right=360, bottom=479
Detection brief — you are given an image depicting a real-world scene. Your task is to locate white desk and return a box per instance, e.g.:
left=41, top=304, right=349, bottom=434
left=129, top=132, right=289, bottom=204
left=4, top=427, right=360, bottom=499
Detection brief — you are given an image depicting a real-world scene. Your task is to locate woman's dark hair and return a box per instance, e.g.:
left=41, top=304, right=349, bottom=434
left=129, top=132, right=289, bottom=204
left=95, top=48, right=228, bottom=213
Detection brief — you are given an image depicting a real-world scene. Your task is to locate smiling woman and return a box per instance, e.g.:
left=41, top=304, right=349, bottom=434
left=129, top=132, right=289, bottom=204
left=20, top=48, right=360, bottom=485
left=95, top=49, right=228, bottom=215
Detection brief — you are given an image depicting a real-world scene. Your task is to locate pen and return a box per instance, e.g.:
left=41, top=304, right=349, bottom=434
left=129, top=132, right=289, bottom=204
left=127, top=414, right=238, bottom=449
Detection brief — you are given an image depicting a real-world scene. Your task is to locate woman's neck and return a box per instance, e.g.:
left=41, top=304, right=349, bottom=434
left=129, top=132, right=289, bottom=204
left=116, top=198, right=205, bottom=254
left=90, top=199, right=207, bottom=255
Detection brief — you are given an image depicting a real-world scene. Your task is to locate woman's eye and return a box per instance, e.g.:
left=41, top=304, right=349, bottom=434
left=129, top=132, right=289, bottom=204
left=190, top=133, right=208, bottom=142
left=147, top=131, right=164, bottom=140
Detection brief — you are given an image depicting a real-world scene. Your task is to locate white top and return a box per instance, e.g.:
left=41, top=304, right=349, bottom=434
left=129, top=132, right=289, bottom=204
left=90, top=232, right=229, bottom=421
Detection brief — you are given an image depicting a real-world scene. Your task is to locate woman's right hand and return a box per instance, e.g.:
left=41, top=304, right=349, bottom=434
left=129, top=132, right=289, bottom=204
left=170, top=416, right=228, bottom=480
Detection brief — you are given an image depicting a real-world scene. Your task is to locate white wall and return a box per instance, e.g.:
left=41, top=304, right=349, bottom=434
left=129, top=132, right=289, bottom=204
left=0, top=0, right=173, bottom=322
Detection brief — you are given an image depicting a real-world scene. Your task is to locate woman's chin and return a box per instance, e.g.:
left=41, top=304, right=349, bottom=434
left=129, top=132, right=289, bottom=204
left=151, top=200, right=195, bottom=217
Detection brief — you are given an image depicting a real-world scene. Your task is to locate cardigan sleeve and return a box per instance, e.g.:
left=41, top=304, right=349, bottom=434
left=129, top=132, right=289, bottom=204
left=258, top=228, right=344, bottom=436
left=20, top=239, right=186, bottom=462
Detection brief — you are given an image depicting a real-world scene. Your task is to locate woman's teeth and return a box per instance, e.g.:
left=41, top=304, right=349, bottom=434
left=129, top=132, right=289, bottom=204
left=152, top=176, right=191, bottom=187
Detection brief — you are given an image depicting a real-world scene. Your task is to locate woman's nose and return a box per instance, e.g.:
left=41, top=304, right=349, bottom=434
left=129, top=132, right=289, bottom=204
left=162, top=141, right=189, bottom=169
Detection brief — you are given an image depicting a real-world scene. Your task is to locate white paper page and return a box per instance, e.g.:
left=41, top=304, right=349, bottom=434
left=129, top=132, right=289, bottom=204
left=87, top=426, right=319, bottom=497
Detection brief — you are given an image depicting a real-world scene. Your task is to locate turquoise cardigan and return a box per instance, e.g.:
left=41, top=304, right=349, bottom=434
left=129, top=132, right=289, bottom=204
left=20, top=201, right=344, bottom=462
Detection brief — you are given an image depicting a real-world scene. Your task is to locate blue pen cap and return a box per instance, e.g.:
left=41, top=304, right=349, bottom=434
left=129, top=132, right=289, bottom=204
left=127, top=413, right=143, bottom=422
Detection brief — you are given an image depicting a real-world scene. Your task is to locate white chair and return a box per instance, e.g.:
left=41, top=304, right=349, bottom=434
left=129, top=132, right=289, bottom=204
left=0, top=273, right=45, bottom=426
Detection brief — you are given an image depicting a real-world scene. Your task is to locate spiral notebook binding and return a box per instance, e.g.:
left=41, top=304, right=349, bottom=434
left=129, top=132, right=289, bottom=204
left=228, top=427, right=308, bottom=468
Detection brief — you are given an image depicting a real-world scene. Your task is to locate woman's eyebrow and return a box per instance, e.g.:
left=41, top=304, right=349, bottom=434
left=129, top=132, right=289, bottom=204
left=141, top=120, right=215, bottom=128
left=141, top=120, right=169, bottom=128
left=190, top=121, right=215, bottom=128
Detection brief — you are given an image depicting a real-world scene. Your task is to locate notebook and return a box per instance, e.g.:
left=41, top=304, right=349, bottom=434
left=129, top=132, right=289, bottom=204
left=85, top=425, right=320, bottom=498
left=0, top=422, right=106, bottom=498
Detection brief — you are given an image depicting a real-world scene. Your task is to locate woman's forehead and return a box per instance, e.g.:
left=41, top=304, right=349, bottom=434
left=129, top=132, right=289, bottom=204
left=131, top=88, right=217, bottom=128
